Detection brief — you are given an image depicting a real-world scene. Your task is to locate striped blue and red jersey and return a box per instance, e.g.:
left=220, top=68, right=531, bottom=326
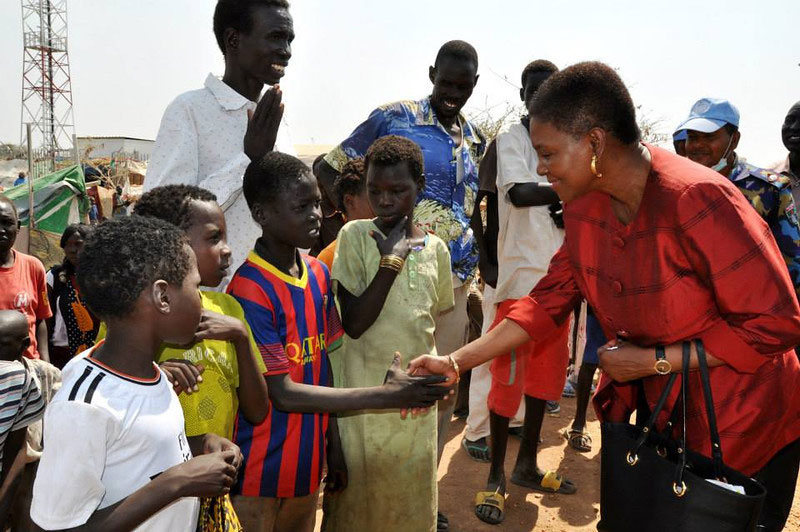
left=227, top=250, right=343, bottom=498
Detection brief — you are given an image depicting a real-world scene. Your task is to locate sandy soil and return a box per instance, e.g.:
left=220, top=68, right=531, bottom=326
left=316, top=396, right=800, bottom=531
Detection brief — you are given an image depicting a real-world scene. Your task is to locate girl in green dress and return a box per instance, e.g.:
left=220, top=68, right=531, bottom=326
left=324, top=136, right=454, bottom=532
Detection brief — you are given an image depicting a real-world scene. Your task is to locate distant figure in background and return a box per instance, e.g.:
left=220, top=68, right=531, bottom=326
left=147, top=0, right=295, bottom=285
left=310, top=153, right=346, bottom=256
left=679, top=97, right=800, bottom=297
left=773, top=100, right=800, bottom=208
left=316, top=158, right=372, bottom=270
left=0, top=196, right=51, bottom=362
left=88, top=198, right=99, bottom=225
left=672, top=129, right=687, bottom=156
left=13, top=173, right=25, bottom=187
left=45, top=224, right=97, bottom=369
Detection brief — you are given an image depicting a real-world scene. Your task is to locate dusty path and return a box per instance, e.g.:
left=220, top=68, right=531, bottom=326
left=317, top=397, right=800, bottom=531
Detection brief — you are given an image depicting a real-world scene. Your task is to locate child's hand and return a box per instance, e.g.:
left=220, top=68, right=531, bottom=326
left=324, top=435, right=348, bottom=494
left=193, top=310, right=248, bottom=343
left=200, top=433, right=243, bottom=471
left=166, top=451, right=239, bottom=498
left=160, top=359, right=205, bottom=395
left=370, top=216, right=413, bottom=259
left=382, top=353, right=451, bottom=409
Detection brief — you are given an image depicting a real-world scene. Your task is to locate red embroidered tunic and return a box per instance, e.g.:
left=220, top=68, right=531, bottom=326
left=506, top=145, right=800, bottom=475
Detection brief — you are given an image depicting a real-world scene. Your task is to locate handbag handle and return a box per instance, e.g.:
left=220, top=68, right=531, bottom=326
left=627, top=368, right=678, bottom=465
left=694, top=339, right=725, bottom=480
left=672, top=341, right=691, bottom=497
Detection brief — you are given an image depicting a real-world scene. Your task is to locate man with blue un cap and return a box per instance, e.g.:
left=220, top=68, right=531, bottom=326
left=677, top=97, right=800, bottom=297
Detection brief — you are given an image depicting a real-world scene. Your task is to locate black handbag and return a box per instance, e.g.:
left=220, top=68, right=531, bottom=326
left=598, top=340, right=766, bottom=531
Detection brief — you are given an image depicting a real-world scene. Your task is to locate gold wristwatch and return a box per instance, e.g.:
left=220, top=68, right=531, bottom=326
left=654, top=345, right=671, bottom=375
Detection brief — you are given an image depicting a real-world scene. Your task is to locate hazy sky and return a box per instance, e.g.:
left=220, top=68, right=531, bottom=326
left=1, top=0, right=798, bottom=166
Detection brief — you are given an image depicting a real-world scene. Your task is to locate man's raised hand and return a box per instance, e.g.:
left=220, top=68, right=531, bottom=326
left=244, top=85, right=284, bottom=161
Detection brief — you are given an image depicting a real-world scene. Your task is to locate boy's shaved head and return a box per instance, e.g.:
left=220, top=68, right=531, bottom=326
left=0, top=196, right=17, bottom=218
left=0, top=310, right=30, bottom=360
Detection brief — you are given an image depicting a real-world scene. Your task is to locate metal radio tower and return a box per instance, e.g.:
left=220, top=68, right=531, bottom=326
left=20, top=0, right=75, bottom=165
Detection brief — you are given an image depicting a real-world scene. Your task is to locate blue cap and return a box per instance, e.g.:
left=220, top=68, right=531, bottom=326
left=675, top=98, right=740, bottom=134
left=672, top=129, right=688, bottom=142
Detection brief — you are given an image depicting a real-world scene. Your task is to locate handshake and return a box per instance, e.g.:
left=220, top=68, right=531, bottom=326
left=382, top=353, right=461, bottom=418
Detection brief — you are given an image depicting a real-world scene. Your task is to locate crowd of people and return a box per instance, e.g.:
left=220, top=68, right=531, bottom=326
left=0, top=0, right=798, bottom=531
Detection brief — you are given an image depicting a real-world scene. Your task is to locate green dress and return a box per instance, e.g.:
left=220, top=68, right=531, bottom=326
left=324, top=220, right=454, bottom=532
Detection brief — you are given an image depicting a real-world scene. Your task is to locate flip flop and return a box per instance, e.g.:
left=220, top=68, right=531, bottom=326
left=461, top=437, right=491, bottom=462
left=510, top=470, right=577, bottom=495
left=563, top=427, right=592, bottom=452
left=474, top=489, right=507, bottom=525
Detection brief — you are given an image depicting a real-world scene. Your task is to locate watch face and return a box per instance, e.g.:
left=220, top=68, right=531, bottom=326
left=655, top=359, right=672, bottom=375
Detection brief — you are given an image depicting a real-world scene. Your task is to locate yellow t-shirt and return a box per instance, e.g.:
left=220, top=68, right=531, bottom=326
left=96, top=291, right=267, bottom=439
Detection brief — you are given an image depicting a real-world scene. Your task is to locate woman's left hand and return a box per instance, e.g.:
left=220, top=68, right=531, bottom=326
left=597, top=340, right=656, bottom=382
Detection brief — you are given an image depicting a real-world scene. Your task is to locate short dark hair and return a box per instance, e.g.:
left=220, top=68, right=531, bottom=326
left=434, top=40, right=478, bottom=70
left=213, top=0, right=290, bottom=55
left=529, top=61, right=640, bottom=145
left=333, top=158, right=366, bottom=212
left=134, top=185, right=217, bottom=231
left=77, top=216, right=192, bottom=320
left=521, top=59, right=558, bottom=86
left=364, top=136, right=425, bottom=188
left=0, top=196, right=17, bottom=218
left=243, top=151, right=311, bottom=209
left=723, top=123, right=738, bottom=136
left=59, top=223, right=91, bottom=249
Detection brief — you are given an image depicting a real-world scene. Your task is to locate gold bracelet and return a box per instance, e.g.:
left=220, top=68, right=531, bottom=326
left=379, top=255, right=405, bottom=273
left=447, top=354, right=461, bottom=384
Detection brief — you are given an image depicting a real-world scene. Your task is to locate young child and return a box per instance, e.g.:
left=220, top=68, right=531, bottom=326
left=0, top=310, right=45, bottom=523
left=0, top=196, right=52, bottom=362
left=132, top=184, right=269, bottom=440
left=325, top=135, right=454, bottom=532
left=316, top=158, right=373, bottom=270
left=30, top=216, right=241, bottom=531
left=226, top=151, right=448, bottom=532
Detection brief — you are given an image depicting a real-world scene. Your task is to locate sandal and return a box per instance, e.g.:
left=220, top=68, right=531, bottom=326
left=474, top=488, right=507, bottom=525
left=563, top=427, right=592, bottom=453
left=461, top=437, right=491, bottom=462
left=510, top=470, right=577, bottom=495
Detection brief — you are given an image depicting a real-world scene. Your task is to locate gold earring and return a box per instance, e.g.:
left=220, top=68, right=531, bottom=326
left=591, top=154, right=602, bottom=178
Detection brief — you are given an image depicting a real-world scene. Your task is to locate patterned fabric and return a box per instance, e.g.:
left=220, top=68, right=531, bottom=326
left=196, top=495, right=243, bottom=532
left=505, top=145, right=800, bottom=476
left=771, top=155, right=800, bottom=208
left=227, top=251, right=343, bottom=498
left=324, top=97, right=485, bottom=282
left=49, top=267, right=98, bottom=358
left=728, top=158, right=800, bottom=296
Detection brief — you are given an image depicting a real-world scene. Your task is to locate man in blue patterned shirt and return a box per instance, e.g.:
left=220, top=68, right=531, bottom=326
left=317, top=40, right=485, bottom=532
left=679, top=98, right=800, bottom=298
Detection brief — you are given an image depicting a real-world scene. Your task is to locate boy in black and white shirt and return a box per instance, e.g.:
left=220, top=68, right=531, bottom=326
left=31, top=216, right=242, bottom=531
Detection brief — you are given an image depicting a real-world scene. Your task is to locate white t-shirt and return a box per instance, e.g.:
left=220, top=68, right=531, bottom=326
left=31, top=348, right=199, bottom=531
left=146, top=73, right=295, bottom=288
left=494, top=121, right=564, bottom=303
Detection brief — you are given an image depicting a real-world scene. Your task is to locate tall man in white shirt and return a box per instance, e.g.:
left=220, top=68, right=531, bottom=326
left=147, top=0, right=294, bottom=283
left=473, top=60, right=576, bottom=526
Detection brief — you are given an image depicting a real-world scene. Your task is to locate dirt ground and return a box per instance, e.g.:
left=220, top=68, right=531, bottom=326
left=316, top=396, right=800, bottom=531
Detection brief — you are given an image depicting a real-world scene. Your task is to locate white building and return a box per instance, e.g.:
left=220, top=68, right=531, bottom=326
left=77, top=136, right=154, bottom=161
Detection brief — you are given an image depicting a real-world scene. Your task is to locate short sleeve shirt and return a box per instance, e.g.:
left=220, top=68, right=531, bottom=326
left=0, top=360, right=44, bottom=475
left=156, top=291, right=267, bottom=440
left=31, top=346, right=199, bottom=531
left=324, top=97, right=485, bottom=283
left=227, top=251, right=343, bottom=498
left=0, top=250, right=52, bottom=359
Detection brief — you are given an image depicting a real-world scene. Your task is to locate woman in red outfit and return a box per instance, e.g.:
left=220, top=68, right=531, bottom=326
left=410, top=62, right=800, bottom=531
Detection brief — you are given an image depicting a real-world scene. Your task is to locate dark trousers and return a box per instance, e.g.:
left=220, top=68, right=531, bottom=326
left=754, top=438, right=800, bottom=531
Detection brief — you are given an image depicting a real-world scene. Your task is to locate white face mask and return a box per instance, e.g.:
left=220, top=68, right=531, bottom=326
left=711, top=132, right=736, bottom=172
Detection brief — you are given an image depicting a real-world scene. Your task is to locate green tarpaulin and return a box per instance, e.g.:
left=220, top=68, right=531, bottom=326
left=5, top=165, right=89, bottom=268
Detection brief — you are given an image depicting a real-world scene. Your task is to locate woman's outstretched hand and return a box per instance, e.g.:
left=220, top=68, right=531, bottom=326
left=382, top=353, right=451, bottom=415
